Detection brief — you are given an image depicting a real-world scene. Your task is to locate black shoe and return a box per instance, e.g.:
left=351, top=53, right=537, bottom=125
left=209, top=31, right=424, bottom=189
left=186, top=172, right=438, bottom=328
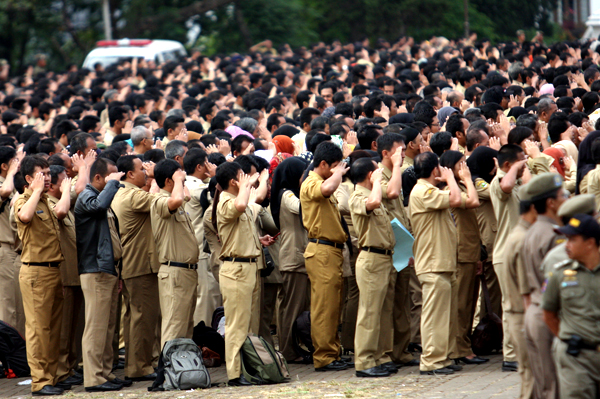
left=379, top=362, right=399, bottom=373
left=61, top=373, right=84, bottom=385
left=408, top=343, right=422, bottom=353
left=456, top=356, right=489, bottom=365
left=228, top=374, right=252, bottom=386
left=340, top=356, right=354, bottom=368
left=112, top=359, right=125, bottom=370
left=502, top=361, right=518, bottom=372
left=110, top=377, right=132, bottom=387
left=85, top=381, right=123, bottom=392
left=420, top=367, right=455, bottom=375
left=315, top=360, right=349, bottom=372
left=32, top=385, right=64, bottom=396
left=125, top=372, right=157, bottom=381
left=119, top=348, right=125, bottom=356
left=396, top=358, right=419, bottom=367
left=447, top=363, right=462, bottom=371
left=356, top=366, right=390, bottom=378
left=54, top=381, right=71, bottom=390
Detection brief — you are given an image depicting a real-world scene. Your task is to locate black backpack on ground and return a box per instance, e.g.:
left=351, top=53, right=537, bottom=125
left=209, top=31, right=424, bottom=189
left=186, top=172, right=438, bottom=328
left=471, top=274, right=503, bottom=356
left=0, top=321, right=30, bottom=377
left=291, top=311, right=314, bottom=363
left=192, top=321, right=225, bottom=361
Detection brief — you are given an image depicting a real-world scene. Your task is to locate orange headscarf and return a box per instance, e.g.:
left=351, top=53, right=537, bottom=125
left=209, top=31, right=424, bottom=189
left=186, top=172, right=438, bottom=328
left=543, top=147, right=565, bottom=177
left=272, top=135, right=295, bottom=155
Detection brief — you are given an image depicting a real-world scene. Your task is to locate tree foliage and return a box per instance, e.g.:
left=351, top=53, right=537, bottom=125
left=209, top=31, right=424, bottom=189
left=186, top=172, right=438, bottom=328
left=0, top=0, right=558, bottom=74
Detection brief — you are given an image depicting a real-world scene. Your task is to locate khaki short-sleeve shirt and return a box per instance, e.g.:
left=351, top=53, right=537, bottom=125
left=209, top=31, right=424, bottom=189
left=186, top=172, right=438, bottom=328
left=111, top=181, right=160, bottom=279
left=151, top=190, right=199, bottom=264
left=451, top=184, right=481, bottom=263
left=474, top=178, right=497, bottom=263
left=278, top=190, right=308, bottom=272
left=48, top=195, right=79, bottom=286
left=14, top=189, right=63, bottom=263
left=300, top=171, right=347, bottom=243
left=502, top=218, right=532, bottom=313
left=490, top=169, right=522, bottom=265
left=409, top=179, right=459, bottom=275
left=0, top=176, right=16, bottom=245
left=379, top=163, right=412, bottom=233
left=184, top=176, right=208, bottom=245
left=216, top=191, right=262, bottom=259
left=349, top=185, right=395, bottom=251
left=586, top=165, right=600, bottom=213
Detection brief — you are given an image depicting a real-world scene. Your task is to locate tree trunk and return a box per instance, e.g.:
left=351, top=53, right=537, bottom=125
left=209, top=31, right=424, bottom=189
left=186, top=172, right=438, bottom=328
left=234, top=2, right=253, bottom=50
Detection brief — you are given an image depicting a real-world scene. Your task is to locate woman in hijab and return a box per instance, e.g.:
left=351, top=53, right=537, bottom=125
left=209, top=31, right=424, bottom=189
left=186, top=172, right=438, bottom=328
left=272, top=135, right=296, bottom=155
left=575, top=130, right=600, bottom=194
left=440, top=150, right=488, bottom=365
left=270, top=156, right=310, bottom=363
left=437, top=106, right=459, bottom=127
left=466, top=146, right=502, bottom=329
left=272, top=125, right=299, bottom=138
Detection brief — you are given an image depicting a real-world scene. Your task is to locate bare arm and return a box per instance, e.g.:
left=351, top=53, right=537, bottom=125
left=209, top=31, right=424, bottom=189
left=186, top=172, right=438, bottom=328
left=365, top=169, right=383, bottom=211
left=458, top=163, right=480, bottom=208
left=52, top=178, right=72, bottom=220
left=167, top=170, right=186, bottom=211
left=321, top=162, right=349, bottom=197
left=386, top=151, right=403, bottom=199
left=234, top=173, right=256, bottom=213
left=543, top=310, right=560, bottom=336
left=17, top=173, right=44, bottom=223
left=0, top=158, right=19, bottom=199
left=438, top=167, right=462, bottom=207
left=500, top=160, right=527, bottom=194
left=253, top=170, right=269, bottom=204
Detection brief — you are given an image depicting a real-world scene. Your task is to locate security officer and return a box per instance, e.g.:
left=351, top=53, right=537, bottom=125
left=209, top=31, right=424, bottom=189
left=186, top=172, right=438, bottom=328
left=501, top=183, right=536, bottom=399
left=300, top=141, right=350, bottom=372
left=541, top=194, right=596, bottom=277
left=182, top=149, right=221, bottom=326
left=520, top=173, right=565, bottom=399
left=409, top=152, right=479, bottom=375
left=376, top=133, right=418, bottom=367
left=490, top=144, right=529, bottom=372
left=112, top=155, right=160, bottom=381
left=15, top=155, right=70, bottom=396
left=47, top=165, right=84, bottom=387
left=543, top=214, right=600, bottom=399
left=349, top=158, right=396, bottom=378
left=151, top=159, right=199, bottom=349
left=214, top=162, right=271, bottom=386
left=0, top=147, right=24, bottom=335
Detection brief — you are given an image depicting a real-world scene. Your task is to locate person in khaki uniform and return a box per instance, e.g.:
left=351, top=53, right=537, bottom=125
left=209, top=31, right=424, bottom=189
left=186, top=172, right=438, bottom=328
left=376, top=133, right=418, bottom=367
left=502, top=184, right=536, bottom=399
left=520, top=173, right=566, bottom=399
left=543, top=214, right=600, bottom=399
left=409, top=151, right=479, bottom=375
left=182, top=149, right=221, bottom=326
left=75, top=158, right=129, bottom=392
left=0, top=147, right=24, bottom=335
left=300, top=142, right=351, bottom=372
left=214, top=162, right=272, bottom=386
left=490, top=144, right=530, bottom=372
left=467, top=147, right=503, bottom=326
left=585, top=138, right=600, bottom=211
left=46, top=166, right=84, bottom=387
left=349, top=158, right=397, bottom=378
left=439, top=151, right=489, bottom=365
left=112, top=155, right=160, bottom=381
left=271, top=156, right=310, bottom=362
left=15, top=155, right=71, bottom=396
left=151, top=159, right=199, bottom=349
left=541, top=195, right=596, bottom=277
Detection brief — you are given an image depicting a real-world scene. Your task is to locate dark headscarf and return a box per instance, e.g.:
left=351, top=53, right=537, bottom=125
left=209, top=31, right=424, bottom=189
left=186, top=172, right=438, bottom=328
left=576, top=130, right=600, bottom=194
left=389, top=113, right=415, bottom=124
left=467, top=146, right=498, bottom=184
left=271, top=157, right=309, bottom=229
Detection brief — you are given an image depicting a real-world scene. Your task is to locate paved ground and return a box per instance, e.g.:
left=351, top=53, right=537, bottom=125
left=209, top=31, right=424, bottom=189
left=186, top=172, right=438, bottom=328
left=1, top=353, right=520, bottom=398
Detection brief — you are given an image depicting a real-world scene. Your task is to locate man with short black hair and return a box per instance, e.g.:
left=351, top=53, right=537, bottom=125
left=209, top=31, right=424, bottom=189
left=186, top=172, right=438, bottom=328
left=106, top=106, right=129, bottom=146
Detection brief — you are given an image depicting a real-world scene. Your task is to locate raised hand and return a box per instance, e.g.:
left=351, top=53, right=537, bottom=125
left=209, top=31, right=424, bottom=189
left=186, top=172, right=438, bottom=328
left=458, top=162, right=471, bottom=181
left=60, top=177, right=72, bottom=194
left=105, top=172, right=125, bottom=182
left=30, top=172, right=45, bottom=192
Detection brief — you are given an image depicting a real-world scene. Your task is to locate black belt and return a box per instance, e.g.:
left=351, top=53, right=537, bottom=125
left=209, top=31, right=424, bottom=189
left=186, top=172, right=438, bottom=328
left=562, top=337, right=600, bottom=351
left=24, top=262, right=60, bottom=267
left=309, top=238, right=344, bottom=249
left=223, top=257, right=257, bottom=263
left=361, top=246, right=393, bottom=256
left=162, top=261, right=198, bottom=270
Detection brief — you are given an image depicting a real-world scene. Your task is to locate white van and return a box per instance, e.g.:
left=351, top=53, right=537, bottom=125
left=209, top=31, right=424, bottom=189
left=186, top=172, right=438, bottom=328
left=82, top=39, right=187, bottom=69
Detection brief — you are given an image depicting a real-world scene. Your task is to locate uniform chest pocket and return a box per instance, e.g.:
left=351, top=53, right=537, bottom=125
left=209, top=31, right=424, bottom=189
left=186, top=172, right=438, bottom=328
left=175, top=212, right=187, bottom=222
left=239, top=214, right=248, bottom=222
left=561, top=286, right=585, bottom=301
left=36, top=211, right=50, bottom=221
left=62, top=217, right=74, bottom=226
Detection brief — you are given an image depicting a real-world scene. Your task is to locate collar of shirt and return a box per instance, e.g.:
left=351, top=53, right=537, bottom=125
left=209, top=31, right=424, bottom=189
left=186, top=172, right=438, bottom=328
left=379, top=163, right=392, bottom=179
left=416, top=178, right=437, bottom=189
left=158, top=188, right=171, bottom=198
left=220, top=191, right=237, bottom=201
left=121, top=181, right=142, bottom=191
left=23, top=187, right=47, bottom=200
left=308, top=170, right=324, bottom=181
left=517, top=217, right=532, bottom=229
left=573, top=261, right=600, bottom=273
left=536, top=214, right=559, bottom=227
left=354, top=184, right=372, bottom=196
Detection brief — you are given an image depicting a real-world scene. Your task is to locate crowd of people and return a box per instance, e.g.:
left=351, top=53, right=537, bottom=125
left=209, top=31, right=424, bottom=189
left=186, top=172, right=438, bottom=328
left=0, top=31, right=599, bottom=398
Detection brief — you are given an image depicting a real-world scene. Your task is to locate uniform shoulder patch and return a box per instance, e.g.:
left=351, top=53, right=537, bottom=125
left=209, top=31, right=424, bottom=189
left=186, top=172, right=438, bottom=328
left=476, top=180, right=488, bottom=188
left=563, top=269, right=577, bottom=276
left=555, top=238, right=565, bottom=245
left=553, top=259, right=572, bottom=270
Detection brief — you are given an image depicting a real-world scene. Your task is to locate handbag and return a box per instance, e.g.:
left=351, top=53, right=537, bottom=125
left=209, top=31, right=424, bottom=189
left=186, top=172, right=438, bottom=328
left=471, top=274, right=503, bottom=356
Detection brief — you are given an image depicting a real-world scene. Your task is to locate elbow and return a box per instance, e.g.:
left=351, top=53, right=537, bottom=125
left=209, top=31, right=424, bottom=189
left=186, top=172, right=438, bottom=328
left=449, top=198, right=462, bottom=208
left=55, top=210, right=68, bottom=220
left=466, top=198, right=480, bottom=209
left=387, top=189, right=400, bottom=200
left=17, top=212, right=31, bottom=224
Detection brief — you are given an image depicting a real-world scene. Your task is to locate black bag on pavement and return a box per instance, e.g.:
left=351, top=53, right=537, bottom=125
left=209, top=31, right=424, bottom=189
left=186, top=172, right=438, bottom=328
left=192, top=321, right=225, bottom=361
left=0, top=321, right=30, bottom=377
left=291, top=311, right=314, bottom=362
left=471, top=274, right=503, bottom=356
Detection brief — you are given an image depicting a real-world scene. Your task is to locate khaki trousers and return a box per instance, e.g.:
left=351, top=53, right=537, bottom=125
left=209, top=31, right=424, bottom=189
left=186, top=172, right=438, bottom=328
left=388, top=266, right=414, bottom=363
left=80, top=272, right=119, bottom=387
left=418, top=271, right=458, bottom=371
left=304, top=242, right=344, bottom=368
left=0, top=244, right=24, bottom=335
left=19, top=264, right=63, bottom=392
left=354, top=252, right=395, bottom=371
left=554, top=339, right=600, bottom=399
left=277, top=271, right=310, bottom=361
left=524, top=303, right=558, bottom=399
left=158, top=265, right=198, bottom=349
left=122, top=273, right=160, bottom=378
left=506, top=311, right=534, bottom=399
left=192, top=256, right=222, bottom=326
left=408, top=267, right=422, bottom=344
left=493, top=262, right=516, bottom=362
left=341, top=246, right=358, bottom=351
left=455, top=262, right=478, bottom=358
left=220, top=260, right=260, bottom=380
left=57, top=285, right=84, bottom=381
